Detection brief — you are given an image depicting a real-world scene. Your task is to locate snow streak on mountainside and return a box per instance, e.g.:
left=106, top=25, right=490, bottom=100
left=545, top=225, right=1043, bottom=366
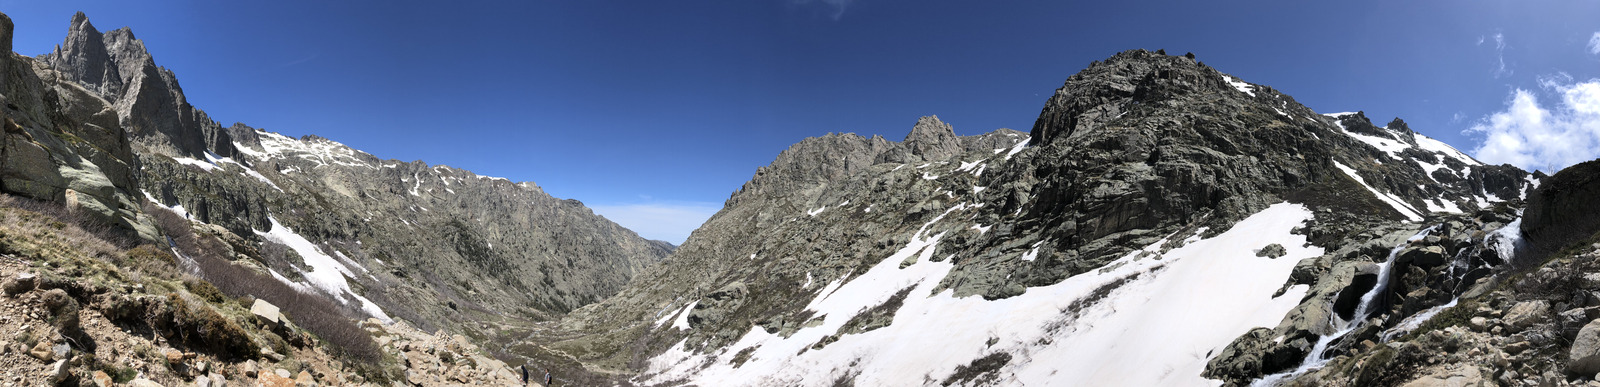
left=549, top=49, right=1539, bottom=386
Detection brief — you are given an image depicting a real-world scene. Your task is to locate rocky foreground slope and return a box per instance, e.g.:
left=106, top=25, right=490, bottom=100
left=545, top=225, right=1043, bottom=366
left=531, top=49, right=1567, bottom=386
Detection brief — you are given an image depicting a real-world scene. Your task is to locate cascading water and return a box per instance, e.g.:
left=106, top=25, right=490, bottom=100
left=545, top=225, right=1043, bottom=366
left=1252, top=225, right=1439, bottom=387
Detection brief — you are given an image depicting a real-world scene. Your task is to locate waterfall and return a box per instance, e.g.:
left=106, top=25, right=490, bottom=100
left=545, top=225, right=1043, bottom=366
left=1252, top=225, right=1438, bottom=386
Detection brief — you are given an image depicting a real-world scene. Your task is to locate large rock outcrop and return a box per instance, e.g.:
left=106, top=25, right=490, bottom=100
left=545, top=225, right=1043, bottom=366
left=1522, top=159, right=1600, bottom=258
left=0, top=12, right=156, bottom=238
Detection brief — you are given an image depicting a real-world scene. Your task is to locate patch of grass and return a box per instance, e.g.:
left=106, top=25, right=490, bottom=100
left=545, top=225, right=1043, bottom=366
left=183, top=276, right=227, bottom=304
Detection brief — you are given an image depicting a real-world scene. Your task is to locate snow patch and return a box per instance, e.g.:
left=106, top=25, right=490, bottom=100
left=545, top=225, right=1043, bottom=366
left=255, top=216, right=391, bottom=322
left=1222, top=75, right=1257, bottom=97
left=1334, top=161, right=1424, bottom=221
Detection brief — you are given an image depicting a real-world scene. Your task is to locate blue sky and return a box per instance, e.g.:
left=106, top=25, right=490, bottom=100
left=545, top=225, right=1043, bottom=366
left=2, top=1, right=1597, bottom=243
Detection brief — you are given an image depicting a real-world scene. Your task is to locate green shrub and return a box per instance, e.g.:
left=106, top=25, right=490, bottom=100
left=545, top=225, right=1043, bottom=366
left=167, top=293, right=259, bottom=360
left=184, top=277, right=227, bottom=304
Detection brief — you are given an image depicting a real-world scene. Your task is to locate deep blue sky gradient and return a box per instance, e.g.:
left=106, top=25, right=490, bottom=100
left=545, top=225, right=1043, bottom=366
left=1, top=1, right=1596, bottom=241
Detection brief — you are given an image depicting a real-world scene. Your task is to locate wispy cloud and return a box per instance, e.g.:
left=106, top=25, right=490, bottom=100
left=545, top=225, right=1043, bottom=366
left=1487, top=32, right=1512, bottom=78
left=589, top=201, right=722, bottom=244
left=1589, top=31, right=1600, bottom=55
left=1468, top=76, right=1600, bottom=173
left=793, top=0, right=857, bottom=20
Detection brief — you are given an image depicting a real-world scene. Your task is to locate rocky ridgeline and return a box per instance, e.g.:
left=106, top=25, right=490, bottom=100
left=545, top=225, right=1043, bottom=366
left=546, top=49, right=1539, bottom=384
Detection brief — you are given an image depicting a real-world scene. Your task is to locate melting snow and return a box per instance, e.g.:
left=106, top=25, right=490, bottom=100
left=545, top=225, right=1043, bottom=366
left=1004, top=137, right=1030, bottom=161
left=1019, top=241, right=1043, bottom=261
left=640, top=203, right=1321, bottom=386
left=255, top=216, right=391, bottom=322
left=1334, top=161, right=1424, bottom=222
left=1222, top=75, right=1257, bottom=97
left=172, top=156, right=218, bottom=172
left=670, top=300, right=701, bottom=331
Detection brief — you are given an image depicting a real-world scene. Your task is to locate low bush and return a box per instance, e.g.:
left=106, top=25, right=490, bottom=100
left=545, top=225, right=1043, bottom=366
left=167, top=293, right=259, bottom=360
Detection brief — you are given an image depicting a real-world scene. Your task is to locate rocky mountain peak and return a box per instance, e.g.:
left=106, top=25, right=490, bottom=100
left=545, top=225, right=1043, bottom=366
left=1028, top=48, right=1237, bottom=147
left=902, top=115, right=962, bottom=161
left=50, top=11, right=120, bottom=99
left=40, top=12, right=236, bottom=160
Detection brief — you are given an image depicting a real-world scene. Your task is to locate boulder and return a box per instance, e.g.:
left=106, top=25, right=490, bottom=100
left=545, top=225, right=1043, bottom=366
left=47, top=359, right=68, bottom=383
left=1569, top=318, right=1600, bottom=375
left=1504, top=300, right=1551, bottom=332
left=251, top=299, right=281, bottom=326
left=1400, top=365, right=1486, bottom=387
left=1397, top=245, right=1448, bottom=267
left=128, top=379, right=164, bottom=387
left=241, top=359, right=259, bottom=377
left=257, top=372, right=293, bottom=387
left=91, top=370, right=112, bottom=387
left=1203, top=327, right=1305, bottom=383
left=2, top=272, right=36, bottom=295
left=1256, top=243, right=1287, bottom=258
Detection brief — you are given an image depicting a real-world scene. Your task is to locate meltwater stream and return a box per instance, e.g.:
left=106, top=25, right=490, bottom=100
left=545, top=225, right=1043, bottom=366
left=1252, top=225, right=1439, bottom=387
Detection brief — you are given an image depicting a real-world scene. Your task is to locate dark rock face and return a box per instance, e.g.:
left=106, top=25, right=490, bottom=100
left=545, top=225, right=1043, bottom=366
left=1522, top=159, right=1600, bottom=258
left=40, top=13, right=237, bottom=159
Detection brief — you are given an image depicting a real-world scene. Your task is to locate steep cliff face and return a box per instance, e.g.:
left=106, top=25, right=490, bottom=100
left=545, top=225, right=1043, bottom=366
left=0, top=12, right=156, bottom=239
left=545, top=50, right=1535, bottom=386
left=40, top=11, right=237, bottom=159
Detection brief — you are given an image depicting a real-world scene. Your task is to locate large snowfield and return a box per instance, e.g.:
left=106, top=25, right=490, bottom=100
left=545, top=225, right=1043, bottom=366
left=642, top=202, right=1322, bottom=386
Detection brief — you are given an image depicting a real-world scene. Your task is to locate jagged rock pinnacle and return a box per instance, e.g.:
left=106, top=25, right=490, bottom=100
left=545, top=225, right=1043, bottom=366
left=903, top=115, right=962, bottom=162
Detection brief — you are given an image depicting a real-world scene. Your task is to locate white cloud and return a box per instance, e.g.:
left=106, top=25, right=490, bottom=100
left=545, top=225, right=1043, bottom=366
left=1469, top=78, right=1600, bottom=173
left=1589, top=31, right=1600, bottom=55
left=589, top=201, right=722, bottom=244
